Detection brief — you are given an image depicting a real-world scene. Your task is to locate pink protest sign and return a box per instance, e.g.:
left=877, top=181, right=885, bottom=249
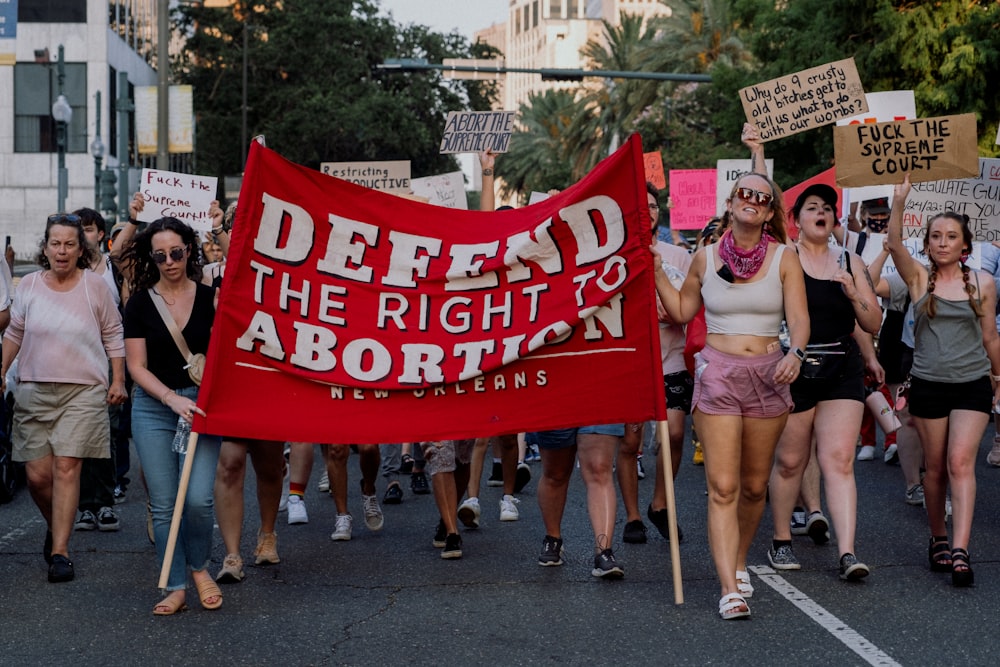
left=669, top=169, right=717, bottom=230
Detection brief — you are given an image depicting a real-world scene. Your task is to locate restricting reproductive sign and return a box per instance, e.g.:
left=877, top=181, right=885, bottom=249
left=740, top=58, right=868, bottom=142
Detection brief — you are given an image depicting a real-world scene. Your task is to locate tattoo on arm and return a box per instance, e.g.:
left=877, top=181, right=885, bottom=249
left=863, top=267, right=876, bottom=291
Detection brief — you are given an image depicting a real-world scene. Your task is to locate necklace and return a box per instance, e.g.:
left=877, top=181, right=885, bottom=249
left=797, top=244, right=836, bottom=280
left=719, top=229, right=773, bottom=279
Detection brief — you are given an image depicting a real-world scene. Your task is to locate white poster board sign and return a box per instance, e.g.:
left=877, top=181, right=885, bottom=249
left=905, top=158, right=1000, bottom=241
left=715, top=159, right=774, bottom=216
left=439, top=111, right=516, bottom=154
left=137, top=169, right=218, bottom=233
left=409, top=171, right=468, bottom=209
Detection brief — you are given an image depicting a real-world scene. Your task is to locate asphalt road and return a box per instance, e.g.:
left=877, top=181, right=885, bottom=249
left=3, top=425, right=1000, bottom=666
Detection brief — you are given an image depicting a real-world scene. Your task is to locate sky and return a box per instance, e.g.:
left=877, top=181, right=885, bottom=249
left=377, top=0, right=508, bottom=41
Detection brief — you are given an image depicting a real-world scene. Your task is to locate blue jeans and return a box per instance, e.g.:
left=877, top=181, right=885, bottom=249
left=132, top=385, right=220, bottom=591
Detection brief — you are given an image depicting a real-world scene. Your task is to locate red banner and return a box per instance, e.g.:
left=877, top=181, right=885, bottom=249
left=194, top=135, right=665, bottom=444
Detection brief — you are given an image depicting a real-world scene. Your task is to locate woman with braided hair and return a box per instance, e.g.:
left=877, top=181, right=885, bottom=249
left=888, top=175, right=1000, bottom=587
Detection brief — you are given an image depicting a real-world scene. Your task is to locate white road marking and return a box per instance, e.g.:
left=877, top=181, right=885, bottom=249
left=748, top=565, right=901, bottom=667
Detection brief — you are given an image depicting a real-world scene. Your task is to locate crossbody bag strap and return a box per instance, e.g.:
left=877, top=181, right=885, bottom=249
left=147, top=288, right=194, bottom=361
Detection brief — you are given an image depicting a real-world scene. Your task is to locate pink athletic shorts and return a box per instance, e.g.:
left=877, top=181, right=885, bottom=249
left=692, top=345, right=793, bottom=418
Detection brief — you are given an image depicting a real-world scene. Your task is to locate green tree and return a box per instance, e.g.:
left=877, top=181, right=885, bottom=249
left=174, top=0, right=500, bottom=182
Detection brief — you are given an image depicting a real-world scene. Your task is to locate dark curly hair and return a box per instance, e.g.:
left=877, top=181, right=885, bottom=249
left=120, top=217, right=204, bottom=291
left=36, top=213, right=96, bottom=270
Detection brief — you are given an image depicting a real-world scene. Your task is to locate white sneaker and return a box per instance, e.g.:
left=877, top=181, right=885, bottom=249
left=458, top=497, right=481, bottom=529
left=362, top=493, right=384, bottom=531
left=499, top=494, right=520, bottom=521
left=318, top=472, right=330, bottom=493
left=856, top=445, right=876, bottom=461
left=331, top=513, right=353, bottom=541
left=287, top=495, right=308, bottom=524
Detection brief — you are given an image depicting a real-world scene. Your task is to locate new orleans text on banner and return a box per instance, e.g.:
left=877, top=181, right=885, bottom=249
left=195, top=135, right=665, bottom=445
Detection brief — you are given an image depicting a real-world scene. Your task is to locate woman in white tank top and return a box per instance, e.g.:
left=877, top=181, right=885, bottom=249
left=653, top=125, right=809, bottom=620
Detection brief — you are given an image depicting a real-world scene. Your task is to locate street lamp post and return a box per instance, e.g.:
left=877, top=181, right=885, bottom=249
left=90, top=91, right=105, bottom=211
left=52, top=45, right=72, bottom=213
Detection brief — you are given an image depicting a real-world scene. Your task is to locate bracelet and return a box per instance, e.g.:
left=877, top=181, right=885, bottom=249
left=992, top=374, right=1000, bottom=382
left=482, top=168, right=494, bottom=176
left=161, top=388, right=175, bottom=405
left=211, top=225, right=226, bottom=234
left=127, top=217, right=138, bottom=225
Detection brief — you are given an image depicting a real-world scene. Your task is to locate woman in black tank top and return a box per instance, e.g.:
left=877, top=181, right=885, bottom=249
left=768, top=184, right=881, bottom=582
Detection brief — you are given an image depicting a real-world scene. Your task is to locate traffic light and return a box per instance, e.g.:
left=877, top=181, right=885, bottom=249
left=100, top=169, right=118, bottom=213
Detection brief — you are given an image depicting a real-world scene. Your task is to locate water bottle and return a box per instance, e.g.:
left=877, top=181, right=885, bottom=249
left=171, top=415, right=191, bottom=454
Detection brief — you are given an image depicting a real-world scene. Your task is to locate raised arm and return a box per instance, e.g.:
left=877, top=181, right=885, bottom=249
left=886, top=175, right=926, bottom=302
left=742, top=123, right=766, bottom=175
left=479, top=150, right=496, bottom=212
left=111, top=192, right=145, bottom=282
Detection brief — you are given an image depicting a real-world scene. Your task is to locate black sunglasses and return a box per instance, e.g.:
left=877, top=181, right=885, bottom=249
left=151, top=247, right=187, bottom=264
left=47, top=214, right=81, bottom=225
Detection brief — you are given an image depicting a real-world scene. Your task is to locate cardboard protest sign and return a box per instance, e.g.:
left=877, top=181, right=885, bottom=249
left=320, top=160, right=411, bottom=194
left=834, top=113, right=979, bottom=188
left=644, top=152, right=666, bottom=189
left=668, top=170, right=717, bottom=230
left=715, top=159, right=773, bottom=215
left=194, top=135, right=666, bottom=445
left=904, top=158, right=1000, bottom=241
left=439, top=111, right=516, bottom=154
left=410, top=171, right=468, bottom=209
left=136, top=168, right=218, bottom=233
left=740, top=58, right=868, bottom=142
left=836, top=90, right=917, bottom=205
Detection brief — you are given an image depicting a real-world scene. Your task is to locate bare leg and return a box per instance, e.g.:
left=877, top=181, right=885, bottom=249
left=537, top=446, right=576, bottom=538
left=617, top=423, right=642, bottom=522
left=813, top=399, right=865, bottom=557
left=326, top=445, right=349, bottom=515
left=466, top=437, right=488, bottom=500
left=247, top=440, right=284, bottom=533
left=498, top=434, right=518, bottom=496
left=214, top=440, right=249, bottom=555
left=577, top=433, right=618, bottom=551
left=769, top=410, right=815, bottom=542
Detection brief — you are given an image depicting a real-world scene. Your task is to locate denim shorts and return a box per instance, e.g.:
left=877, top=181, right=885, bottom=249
left=692, top=345, right=793, bottom=418
left=578, top=423, right=626, bottom=437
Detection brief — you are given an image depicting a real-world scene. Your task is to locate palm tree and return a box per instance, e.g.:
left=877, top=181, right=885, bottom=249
left=495, top=89, right=578, bottom=202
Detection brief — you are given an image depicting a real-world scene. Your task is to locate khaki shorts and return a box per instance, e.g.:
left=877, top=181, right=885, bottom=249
left=421, top=439, right=475, bottom=476
left=13, top=382, right=110, bottom=462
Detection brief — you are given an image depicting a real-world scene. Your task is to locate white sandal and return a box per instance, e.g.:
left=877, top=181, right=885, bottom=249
left=719, top=592, right=751, bottom=620
left=736, top=569, right=754, bottom=598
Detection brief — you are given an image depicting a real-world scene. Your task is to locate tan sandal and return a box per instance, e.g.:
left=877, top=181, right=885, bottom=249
left=195, top=577, right=223, bottom=610
left=153, top=591, right=188, bottom=616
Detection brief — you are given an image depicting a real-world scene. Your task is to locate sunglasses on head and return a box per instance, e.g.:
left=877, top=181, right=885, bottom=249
left=734, top=187, right=774, bottom=207
left=47, top=213, right=81, bottom=225
left=151, top=247, right=187, bottom=264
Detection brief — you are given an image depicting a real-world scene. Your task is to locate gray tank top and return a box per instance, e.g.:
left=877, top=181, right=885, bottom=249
left=702, top=243, right=786, bottom=337
left=912, top=294, right=990, bottom=382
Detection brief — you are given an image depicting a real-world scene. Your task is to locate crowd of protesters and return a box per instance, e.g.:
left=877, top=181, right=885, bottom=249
left=3, top=123, right=999, bottom=621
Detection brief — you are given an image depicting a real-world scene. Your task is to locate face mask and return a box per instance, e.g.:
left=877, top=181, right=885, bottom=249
left=866, top=215, right=888, bottom=233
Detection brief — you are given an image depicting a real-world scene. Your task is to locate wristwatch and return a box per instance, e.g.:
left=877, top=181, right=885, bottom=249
left=790, top=347, right=806, bottom=362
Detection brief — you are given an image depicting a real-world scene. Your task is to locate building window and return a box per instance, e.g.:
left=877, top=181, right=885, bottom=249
left=532, top=0, right=539, bottom=27
left=14, top=62, right=88, bottom=153
left=18, top=0, right=86, bottom=22
left=550, top=0, right=562, bottom=19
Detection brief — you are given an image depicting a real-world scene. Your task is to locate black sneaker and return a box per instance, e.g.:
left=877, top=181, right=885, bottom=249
left=410, top=471, right=430, bottom=495
left=487, top=461, right=503, bottom=487
left=592, top=548, right=624, bottom=579
left=647, top=504, right=683, bottom=543
left=48, top=554, right=74, bottom=583
left=432, top=520, right=447, bottom=548
left=538, top=535, right=565, bottom=566
left=399, top=453, right=415, bottom=475
left=513, top=462, right=531, bottom=494
left=839, top=552, right=870, bottom=581
left=97, top=506, right=120, bottom=532
left=382, top=481, right=404, bottom=504
left=113, top=484, right=126, bottom=504
left=806, top=511, right=830, bottom=545
left=623, top=519, right=647, bottom=544
left=74, top=510, right=97, bottom=531
left=441, top=533, right=463, bottom=559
